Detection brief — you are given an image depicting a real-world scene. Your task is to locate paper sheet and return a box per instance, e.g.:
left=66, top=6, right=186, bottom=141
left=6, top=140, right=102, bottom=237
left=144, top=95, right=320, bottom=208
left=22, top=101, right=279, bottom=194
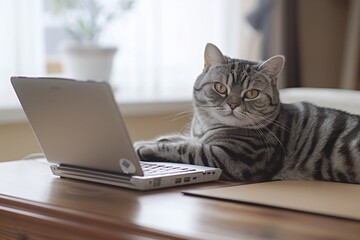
left=184, top=180, right=360, bottom=220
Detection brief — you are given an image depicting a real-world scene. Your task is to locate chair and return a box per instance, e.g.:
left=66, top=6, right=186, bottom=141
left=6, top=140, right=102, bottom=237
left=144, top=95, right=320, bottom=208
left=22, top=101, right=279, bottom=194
left=280, top=88, right=360, bottom=115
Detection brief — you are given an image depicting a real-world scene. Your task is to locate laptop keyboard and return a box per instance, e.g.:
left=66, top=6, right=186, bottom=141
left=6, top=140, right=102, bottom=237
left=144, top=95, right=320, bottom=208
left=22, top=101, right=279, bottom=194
left=140, top=162, right=196, bottom=176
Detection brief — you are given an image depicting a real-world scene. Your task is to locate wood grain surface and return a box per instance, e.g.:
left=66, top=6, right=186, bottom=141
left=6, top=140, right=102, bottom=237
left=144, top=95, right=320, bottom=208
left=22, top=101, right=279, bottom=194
left=0, top=159, right=359, bottom=240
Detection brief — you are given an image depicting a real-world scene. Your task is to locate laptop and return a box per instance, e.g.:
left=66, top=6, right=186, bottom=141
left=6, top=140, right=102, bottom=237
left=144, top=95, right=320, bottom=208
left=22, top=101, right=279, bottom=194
left=11, top=76, right=222, bottom=190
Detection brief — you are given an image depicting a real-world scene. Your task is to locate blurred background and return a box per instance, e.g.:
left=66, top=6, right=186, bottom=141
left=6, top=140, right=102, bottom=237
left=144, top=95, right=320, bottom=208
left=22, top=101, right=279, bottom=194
left=0, top=0, right=359, bottom=161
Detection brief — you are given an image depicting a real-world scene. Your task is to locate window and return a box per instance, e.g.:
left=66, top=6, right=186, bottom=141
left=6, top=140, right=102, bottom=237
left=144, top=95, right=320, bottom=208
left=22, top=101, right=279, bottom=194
left=0, top=0, right=260, bottom=110
left=0, top=0, right=45, bottom=109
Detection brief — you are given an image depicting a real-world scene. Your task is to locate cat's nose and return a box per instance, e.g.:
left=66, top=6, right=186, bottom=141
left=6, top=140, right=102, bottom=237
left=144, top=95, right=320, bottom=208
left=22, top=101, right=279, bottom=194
left=228, top=102, right=238, bottom=110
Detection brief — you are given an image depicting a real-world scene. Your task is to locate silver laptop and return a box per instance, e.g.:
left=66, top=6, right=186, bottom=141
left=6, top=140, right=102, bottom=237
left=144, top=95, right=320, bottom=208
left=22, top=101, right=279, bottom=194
left=11, top=76, right=221, bottom=190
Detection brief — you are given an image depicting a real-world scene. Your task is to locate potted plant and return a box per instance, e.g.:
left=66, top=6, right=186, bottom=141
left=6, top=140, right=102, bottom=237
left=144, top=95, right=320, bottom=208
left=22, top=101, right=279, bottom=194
left=51, top=0, right=134, bottom=82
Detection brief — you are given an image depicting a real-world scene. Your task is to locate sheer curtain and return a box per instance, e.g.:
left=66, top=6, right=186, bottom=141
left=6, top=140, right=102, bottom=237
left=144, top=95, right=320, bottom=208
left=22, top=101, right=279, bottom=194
left=0, top=0, right=45, bottom=108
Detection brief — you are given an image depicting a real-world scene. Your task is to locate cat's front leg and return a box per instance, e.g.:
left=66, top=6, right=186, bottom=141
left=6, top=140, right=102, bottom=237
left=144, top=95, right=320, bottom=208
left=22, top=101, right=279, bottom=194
left=134, top=134, right=190, bottom=163
left=135, top=141, right=182, bottom=163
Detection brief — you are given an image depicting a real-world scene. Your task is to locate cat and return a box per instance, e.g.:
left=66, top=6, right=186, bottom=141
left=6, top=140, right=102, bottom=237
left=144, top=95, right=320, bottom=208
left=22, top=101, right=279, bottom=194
left=134, top=43, right=360, bottom=184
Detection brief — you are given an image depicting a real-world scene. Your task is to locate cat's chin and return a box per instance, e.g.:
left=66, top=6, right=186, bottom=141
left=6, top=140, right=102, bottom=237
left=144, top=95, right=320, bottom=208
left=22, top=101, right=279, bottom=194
left=215, top=112, right=260, bottom=129
left=206, top=110, right=258, bottom=129
left=216, top=113, right=248, bottom=128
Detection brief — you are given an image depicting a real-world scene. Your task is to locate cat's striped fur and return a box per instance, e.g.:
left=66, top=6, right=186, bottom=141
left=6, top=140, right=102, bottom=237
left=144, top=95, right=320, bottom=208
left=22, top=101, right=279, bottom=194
left=134, top=43, right=360, bottom=183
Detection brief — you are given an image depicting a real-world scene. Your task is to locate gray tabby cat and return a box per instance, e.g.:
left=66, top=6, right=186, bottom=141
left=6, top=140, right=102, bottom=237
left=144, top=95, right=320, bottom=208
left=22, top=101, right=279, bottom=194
left=134, top=43, right=360, bottom=183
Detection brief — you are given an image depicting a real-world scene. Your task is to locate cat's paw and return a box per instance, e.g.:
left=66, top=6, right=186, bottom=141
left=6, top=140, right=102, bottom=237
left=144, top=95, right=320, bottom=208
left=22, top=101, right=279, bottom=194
left=133, top=141, right=160, bottom=162
left=134, top=140, right=180, bottom=162
left=133, top=140, right=150, bottom=152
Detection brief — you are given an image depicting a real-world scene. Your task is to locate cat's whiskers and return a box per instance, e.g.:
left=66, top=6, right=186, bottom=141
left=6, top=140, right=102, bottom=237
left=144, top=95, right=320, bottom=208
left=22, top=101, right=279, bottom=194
left=165, top=108, right=194, bottom=122
left=163, top=108, right=195, bottom=134
left=254, top=115, right=290, bottom=132
left=180, top=120, right=193, bottom=135
left=253, top=127, right=274, bottom=162
left=240, top=113, right=274, bottom=161
left=237, top=117, right=271, bottom=177
left=262, top=125, right=287, bottom=157
left=170, top=113, right=194, bottom=122
left=195, top=105, right=223, bottom=109
left=246, top=114, right=288, bottom=157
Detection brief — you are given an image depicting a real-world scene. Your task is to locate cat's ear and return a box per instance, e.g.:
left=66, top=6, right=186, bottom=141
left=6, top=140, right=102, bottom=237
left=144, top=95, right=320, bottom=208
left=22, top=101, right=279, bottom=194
left=258, top=55, right=285, bottom=83
left=204, top=43, right=226, bottom=68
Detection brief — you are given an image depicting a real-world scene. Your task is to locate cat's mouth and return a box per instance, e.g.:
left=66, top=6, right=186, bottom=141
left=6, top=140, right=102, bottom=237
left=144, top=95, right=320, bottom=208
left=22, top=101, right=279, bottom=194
left=215, top=107, right=253, bottom=126
left=225, top=111, right=237, bottom=117
left=225, top=109, right=244, bottom=117
left=222, top=109, right=246, bottom=121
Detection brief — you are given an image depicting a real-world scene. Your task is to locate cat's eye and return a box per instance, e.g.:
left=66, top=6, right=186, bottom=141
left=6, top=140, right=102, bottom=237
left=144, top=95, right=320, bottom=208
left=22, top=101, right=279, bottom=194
left=244, top=89, right=260, bottom=99
left=214, top=83, right=227, bottom=95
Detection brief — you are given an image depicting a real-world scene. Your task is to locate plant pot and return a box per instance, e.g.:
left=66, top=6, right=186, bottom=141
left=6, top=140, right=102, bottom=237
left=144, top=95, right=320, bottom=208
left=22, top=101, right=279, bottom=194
left=60, top=43, right=118, bottom=82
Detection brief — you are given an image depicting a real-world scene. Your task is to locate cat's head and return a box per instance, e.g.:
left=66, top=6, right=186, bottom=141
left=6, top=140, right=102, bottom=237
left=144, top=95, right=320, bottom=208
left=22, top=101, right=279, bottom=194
left=193, top=43, right=284, bottom=129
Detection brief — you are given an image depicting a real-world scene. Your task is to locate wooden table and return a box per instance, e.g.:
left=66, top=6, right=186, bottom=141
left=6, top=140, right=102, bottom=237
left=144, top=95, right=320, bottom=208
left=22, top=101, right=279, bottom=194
left=0, top=159, right=359, bottom=240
